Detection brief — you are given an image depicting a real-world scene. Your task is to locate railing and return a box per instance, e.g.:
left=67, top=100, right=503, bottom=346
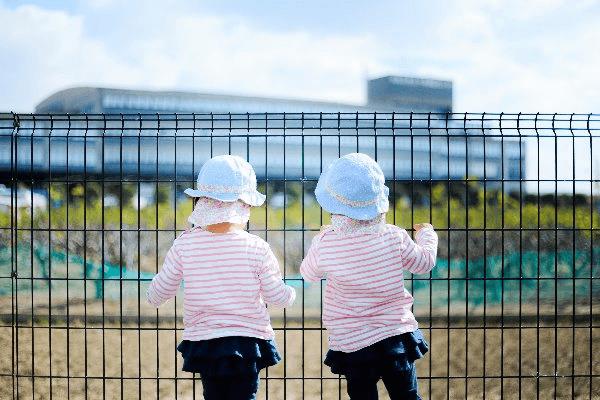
left=0, top=112, right=599, bottom=399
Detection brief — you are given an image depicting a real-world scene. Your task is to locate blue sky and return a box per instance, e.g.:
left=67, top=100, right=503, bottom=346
left=1, top=0, right=599, bottom=192
left=1, top=0, right=599, bottom=113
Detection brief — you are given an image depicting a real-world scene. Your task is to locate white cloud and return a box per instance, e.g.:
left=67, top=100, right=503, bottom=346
left=0, top=3, right=384, bottom=111
left=407, top=0, right=600, bottom=192
left=125, top=13, right=383, bottom=103
left=0, top=0, right=598, bottom=114
left=0, top=4, right=139, bottom=111
left=415, top=0, right=600, bottom=112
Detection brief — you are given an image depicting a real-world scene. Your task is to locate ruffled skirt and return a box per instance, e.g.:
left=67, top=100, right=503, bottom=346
left=324, top=329, right=429, bottom=379
left=177, top=336, right=281, bottom=378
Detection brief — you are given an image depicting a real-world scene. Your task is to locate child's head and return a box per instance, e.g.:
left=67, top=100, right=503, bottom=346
left=184, top=155, right=265, bottom=228
left=315, top=153, right=389, bottom=221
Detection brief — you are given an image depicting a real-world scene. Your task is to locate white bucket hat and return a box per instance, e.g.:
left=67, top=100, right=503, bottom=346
left=184, top=155, right=266, bottom=207
left=315, top=153, right=389, bottom=220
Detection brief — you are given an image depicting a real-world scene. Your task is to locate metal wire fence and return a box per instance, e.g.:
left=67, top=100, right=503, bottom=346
left=1, top=112, right=599, bottom=399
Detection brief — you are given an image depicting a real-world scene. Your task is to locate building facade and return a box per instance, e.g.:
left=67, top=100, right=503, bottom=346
left=1, top=76, right=524, bottom=192
left=367, top=76, right=452, bottom=113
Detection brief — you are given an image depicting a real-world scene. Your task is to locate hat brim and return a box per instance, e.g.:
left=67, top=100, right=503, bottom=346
left=314, top=174, right=389, bottom=221
left=239, top=190, right=266, bottom=207
left=184, top=188, right=265, bottom=207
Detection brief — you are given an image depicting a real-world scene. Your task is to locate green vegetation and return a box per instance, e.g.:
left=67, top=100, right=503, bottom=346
left=2, top=181, right=599, bottom=259
left=3, top=181, right=599, bottom=231
left=1, top=181, right=599, bottom=305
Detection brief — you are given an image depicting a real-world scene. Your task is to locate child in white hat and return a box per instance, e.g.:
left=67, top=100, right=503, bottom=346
left=300, top=153, right=438, bottom=400
left=147, top=155, right=296, bottom=400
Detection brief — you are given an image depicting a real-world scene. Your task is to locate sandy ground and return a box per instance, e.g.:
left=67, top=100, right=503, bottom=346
left=1, top=318, right=599, bottom=400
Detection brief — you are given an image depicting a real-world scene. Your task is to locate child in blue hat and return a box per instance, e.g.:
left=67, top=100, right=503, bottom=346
left=300, top=153, right=438, bottom=400
left=147, top=155, right=296, bottom=400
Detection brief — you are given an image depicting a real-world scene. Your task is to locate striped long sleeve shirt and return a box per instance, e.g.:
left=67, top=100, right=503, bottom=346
left=300, top=224, right=438, bottom=352
left=147, top=228, right=296, bottom=341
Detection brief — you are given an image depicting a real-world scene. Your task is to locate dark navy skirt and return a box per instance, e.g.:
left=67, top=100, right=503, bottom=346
left=324, top=329, right=429, bottom=379
left=177, top=336, right=281, bottom=378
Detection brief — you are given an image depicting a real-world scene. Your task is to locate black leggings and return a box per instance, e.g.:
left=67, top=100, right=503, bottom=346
left=201, top=373, right=260, bottom=400
left=345, top=362, right=420, bottom=400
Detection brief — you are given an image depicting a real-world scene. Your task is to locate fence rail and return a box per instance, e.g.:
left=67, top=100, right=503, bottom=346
left=1, top=112, right=599, bottom=399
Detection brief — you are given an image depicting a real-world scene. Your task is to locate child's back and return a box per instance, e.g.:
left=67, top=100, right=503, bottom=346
left=148, top=228, right=294, bottom=340
left=300, top=153, right=437, bottom=399
left=302, top=218, right=437, bottom=352
left=146, top=155, right=295, bottom=400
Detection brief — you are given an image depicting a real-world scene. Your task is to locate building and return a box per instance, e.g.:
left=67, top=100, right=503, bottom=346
left=367, top=76, right=452, bottom=113
left=35, top=87, right=375, bottom=114
left=35, top=76, right=452, bottom=114
left=1, top=76, right=524, bottom=192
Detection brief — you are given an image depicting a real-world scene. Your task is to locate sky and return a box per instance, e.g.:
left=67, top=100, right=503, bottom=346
left=1, top=0, right=599, bottom=193
left=1, top=0, right=599, bottom=113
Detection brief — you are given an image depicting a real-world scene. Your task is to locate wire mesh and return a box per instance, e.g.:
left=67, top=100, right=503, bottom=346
left=1, top=112, right=599, bottom=399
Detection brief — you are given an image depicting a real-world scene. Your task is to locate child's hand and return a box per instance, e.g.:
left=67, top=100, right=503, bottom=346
left=413, top=223, right=433, bottom=232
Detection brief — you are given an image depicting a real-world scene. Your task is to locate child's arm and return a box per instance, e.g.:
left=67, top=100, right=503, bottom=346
left=258, top=244, right=296, bottom=307
left=399, top=223, right=438, bottom=274
left=299, top=234, right=324, bottom=282
left=146, top=244, right=184, bottom=307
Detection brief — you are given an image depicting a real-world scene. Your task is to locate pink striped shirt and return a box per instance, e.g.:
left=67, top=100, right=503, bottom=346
left=147, top=228, right=296, bottom=341
left=300, top=224, right=438, bottom=352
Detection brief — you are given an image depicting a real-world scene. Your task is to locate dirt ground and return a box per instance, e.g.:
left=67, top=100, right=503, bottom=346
left=1, top=318, right=599, bottom=400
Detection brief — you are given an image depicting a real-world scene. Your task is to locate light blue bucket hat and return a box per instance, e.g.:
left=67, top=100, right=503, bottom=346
left=315, top=153, right=389, bottom=220
left=184, top=155, right=266, bottom=206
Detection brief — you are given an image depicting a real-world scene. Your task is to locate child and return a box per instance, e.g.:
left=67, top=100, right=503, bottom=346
left=300, top=153, right=438, bottom=400
left=147, top=155, right=296, bottom=400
